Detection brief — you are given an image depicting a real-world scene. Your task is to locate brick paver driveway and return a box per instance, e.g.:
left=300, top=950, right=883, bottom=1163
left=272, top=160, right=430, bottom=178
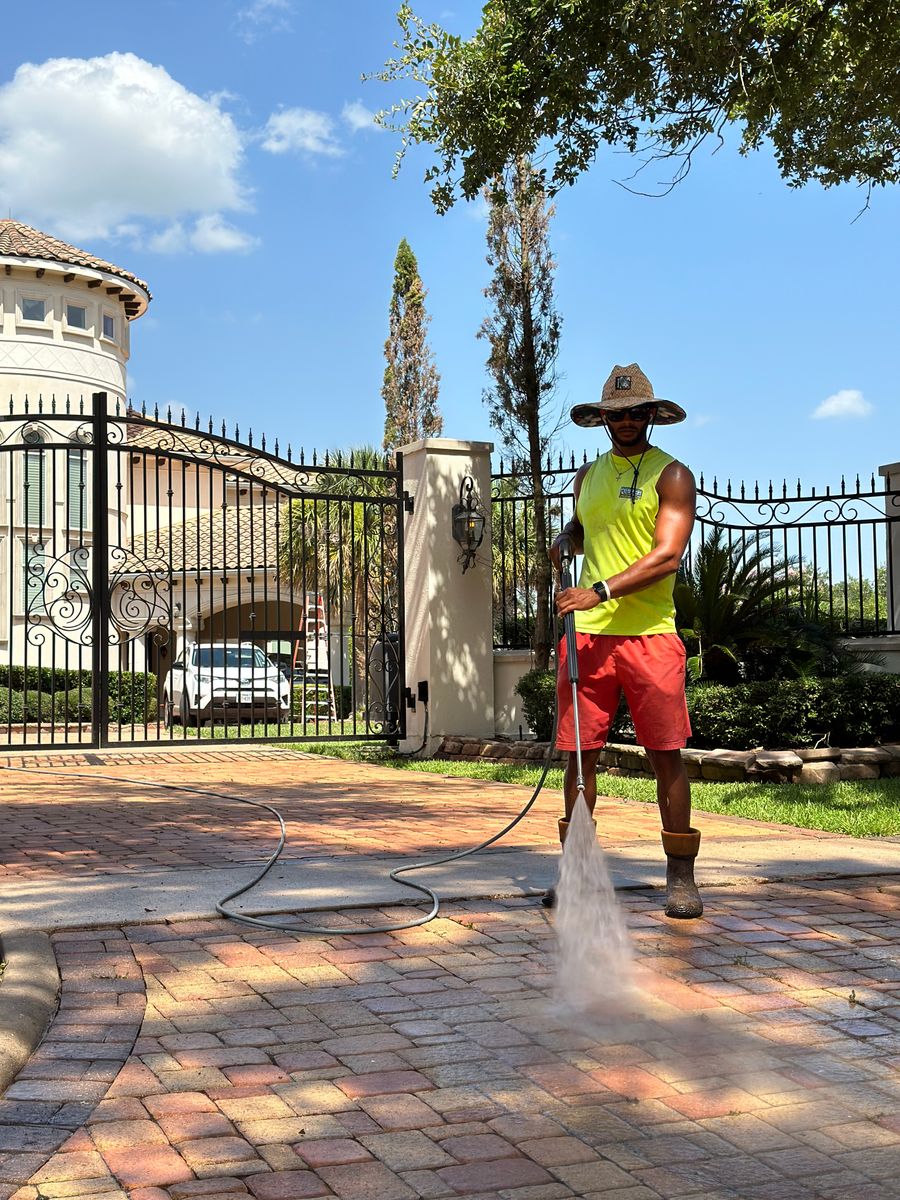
left=2, top=748, right=900, bottom=1199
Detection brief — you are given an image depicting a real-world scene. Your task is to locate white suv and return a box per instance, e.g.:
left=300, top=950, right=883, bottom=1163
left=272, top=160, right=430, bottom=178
left=163, top=642, right=291, bottom=727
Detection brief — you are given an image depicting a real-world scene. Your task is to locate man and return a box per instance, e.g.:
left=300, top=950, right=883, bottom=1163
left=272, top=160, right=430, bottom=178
left=546, top=363, right=701, bottom=919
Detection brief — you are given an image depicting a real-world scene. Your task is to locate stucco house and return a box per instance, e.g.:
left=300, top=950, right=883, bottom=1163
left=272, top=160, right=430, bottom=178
left=0, top=220, right=343, bottom=711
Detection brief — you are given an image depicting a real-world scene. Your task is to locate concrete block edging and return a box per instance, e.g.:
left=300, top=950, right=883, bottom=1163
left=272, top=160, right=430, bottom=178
left=437, top=738, right=900, bottom=783
left=0, top=930, right=60, bottom=1093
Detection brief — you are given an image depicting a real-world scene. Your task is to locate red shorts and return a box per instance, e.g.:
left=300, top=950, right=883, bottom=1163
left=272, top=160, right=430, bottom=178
left=556, top=632, right=691, bottom=752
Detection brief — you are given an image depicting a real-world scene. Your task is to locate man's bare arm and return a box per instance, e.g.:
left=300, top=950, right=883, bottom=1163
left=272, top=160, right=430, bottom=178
left=556, top=462, right=695, bottom=614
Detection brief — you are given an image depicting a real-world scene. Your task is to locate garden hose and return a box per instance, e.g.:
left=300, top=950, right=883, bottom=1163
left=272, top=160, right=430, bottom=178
left=1, top=694, right=560, bottom=936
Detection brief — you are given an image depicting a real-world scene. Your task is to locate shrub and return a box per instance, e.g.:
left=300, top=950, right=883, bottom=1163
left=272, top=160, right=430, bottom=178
left=0, top=668, right=157, bottom=723
left=61, top=688, right=92, bottom=722
left=686, top=675, right=900, bottom=749
left=0, top=666, right=84, bottom=692
left=514, top=668, right=556, bottom=741
left=817, top=674, right=900, bottom=746
left=22, top=690, right=54, bottom=722
left=0, top=691, right=25, bottom=723
left=508, top=670, right=900, bottom=751
left=109, top=673, right=158, bottom=724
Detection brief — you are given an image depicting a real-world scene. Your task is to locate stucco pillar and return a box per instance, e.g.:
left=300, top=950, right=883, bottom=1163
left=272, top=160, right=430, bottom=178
left=399, top=438, right=494, bottom=754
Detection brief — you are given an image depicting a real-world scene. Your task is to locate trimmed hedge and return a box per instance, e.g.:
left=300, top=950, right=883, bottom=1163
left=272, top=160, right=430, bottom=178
left=688, top=676, right=900, bottom=749
left=0, top=692, right=24, bottom=723
left=0, top=671, right=157, bottom=724
left=513, top=667, right=900, bottom=750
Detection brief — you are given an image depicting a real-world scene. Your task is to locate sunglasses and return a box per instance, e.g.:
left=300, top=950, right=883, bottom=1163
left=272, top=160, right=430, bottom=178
left=606, top=404, right=655, bottom=423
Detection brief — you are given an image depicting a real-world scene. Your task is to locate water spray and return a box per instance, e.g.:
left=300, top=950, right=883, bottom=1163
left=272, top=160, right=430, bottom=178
left=553, top=535, right=637, bottom=1013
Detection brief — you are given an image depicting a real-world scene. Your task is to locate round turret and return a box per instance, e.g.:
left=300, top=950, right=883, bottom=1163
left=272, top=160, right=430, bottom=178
left=0, top=219, right=151, bottom=409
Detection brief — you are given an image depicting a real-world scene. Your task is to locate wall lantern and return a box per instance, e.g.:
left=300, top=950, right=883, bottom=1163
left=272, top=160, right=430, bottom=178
left=451, top=475, right=486, bottom=574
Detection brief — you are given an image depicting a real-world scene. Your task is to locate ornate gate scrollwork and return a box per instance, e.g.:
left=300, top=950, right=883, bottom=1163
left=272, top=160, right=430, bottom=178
left=26, top=545, right=172, bottom=648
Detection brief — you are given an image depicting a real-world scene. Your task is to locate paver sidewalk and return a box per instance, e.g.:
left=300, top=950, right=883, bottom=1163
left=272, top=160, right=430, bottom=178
left=3, top=747, right=900, bottom=932
left=3, top=747, right=900, bottom=1198
left=3, top=746, right=899, bottom=884
left=3, top=884, right=900, bottom=1200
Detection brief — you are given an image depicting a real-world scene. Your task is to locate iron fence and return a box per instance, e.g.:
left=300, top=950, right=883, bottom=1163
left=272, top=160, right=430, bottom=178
left=1, top=393, right=407, bottom=749
left=491, top=455, right=900, bottom=650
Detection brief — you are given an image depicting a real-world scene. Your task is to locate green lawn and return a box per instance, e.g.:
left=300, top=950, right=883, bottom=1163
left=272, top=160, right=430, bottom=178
left=161, top=717, right=377, bottom=740
left=289, top=740, right=900, bottom=838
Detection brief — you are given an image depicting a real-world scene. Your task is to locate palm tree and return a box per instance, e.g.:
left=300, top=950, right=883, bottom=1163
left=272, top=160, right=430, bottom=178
left=676, top=526, right=881, bottom=683
left=278, top=446, right=397, bottom=717
left=675, top=526, right=796, bottom=683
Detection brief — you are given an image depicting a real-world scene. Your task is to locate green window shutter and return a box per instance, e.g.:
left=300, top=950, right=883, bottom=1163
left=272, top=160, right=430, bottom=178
left=67, top=450, right=86, bottom=530
left=24, top=448, right=45, bottom=528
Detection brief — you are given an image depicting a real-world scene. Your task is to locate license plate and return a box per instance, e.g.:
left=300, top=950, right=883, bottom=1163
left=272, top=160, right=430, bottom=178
left=238, top=692, right=254, bottom=704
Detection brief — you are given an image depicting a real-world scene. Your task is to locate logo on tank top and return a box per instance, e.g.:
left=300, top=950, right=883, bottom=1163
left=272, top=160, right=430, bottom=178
left=619, top=485, right=643, bottom=501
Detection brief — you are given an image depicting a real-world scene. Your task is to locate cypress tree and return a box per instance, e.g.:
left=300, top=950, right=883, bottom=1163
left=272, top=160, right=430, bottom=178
left=382, top=239, right=443, bottom=452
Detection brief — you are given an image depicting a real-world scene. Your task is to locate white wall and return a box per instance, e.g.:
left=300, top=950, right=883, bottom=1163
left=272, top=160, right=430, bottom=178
left=493, top=649, right=538, bottom=737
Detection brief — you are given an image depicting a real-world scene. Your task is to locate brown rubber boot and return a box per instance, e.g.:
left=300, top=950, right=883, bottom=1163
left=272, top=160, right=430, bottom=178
left=661, top=828, right=703, bottom=919
left=541, top=816, right=596, bottom=909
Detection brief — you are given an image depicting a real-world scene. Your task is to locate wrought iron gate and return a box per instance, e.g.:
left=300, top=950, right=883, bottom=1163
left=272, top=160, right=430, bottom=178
left=1, top=393, right=407, bottom=749
left=492, top=453, right=900, bottom=649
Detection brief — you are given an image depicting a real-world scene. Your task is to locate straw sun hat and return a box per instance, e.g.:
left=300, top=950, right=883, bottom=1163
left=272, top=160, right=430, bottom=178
left=570, top=363, right=686, bottom=427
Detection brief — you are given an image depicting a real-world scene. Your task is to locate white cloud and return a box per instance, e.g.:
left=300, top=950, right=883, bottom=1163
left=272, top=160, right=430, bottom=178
left=148, top=224, right=189, bottom=255
left=191, top=214, right=258, bottom=253
left=261, top=107, right=343, bottom=157
left=0, top=52, right=254, bottom=251
left=235, top=0, right=293, bottom=43
left=692, top=413, right=714, bottom=427
left=150, top=215, right=259, bottom=255
left=342, top=100, right=380, bottom=134
left=812, top=388, right=873, bottom=420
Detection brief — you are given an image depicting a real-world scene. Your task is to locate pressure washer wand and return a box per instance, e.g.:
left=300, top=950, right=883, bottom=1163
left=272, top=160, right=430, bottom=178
left=558, top=536, right=586, bottom=800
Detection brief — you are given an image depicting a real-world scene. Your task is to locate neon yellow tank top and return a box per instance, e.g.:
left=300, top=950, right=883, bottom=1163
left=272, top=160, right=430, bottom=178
left=574, top=447, right=677, bottom=635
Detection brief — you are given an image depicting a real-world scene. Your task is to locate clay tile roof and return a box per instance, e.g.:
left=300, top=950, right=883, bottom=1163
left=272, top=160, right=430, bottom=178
left=0, top=218, right=151, bottom=299
left=125, top=421, right=314, bottom=488
left=126, top=505, right=282, bottom=575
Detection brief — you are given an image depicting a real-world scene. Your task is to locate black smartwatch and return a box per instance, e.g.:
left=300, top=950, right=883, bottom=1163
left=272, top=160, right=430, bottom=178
left=592, top=580, right=611, bottom=603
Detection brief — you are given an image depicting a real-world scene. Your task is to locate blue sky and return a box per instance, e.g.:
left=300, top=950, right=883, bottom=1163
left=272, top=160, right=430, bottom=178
left=2, top=1, right=898, bottom=492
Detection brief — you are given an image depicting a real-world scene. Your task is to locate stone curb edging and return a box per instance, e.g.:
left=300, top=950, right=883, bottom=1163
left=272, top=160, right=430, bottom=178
left=437, top=737, right=900, bottom=784
left=0, top=930, right=60, bottom=1094
left=0, top=932, right=146, bottom=1198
